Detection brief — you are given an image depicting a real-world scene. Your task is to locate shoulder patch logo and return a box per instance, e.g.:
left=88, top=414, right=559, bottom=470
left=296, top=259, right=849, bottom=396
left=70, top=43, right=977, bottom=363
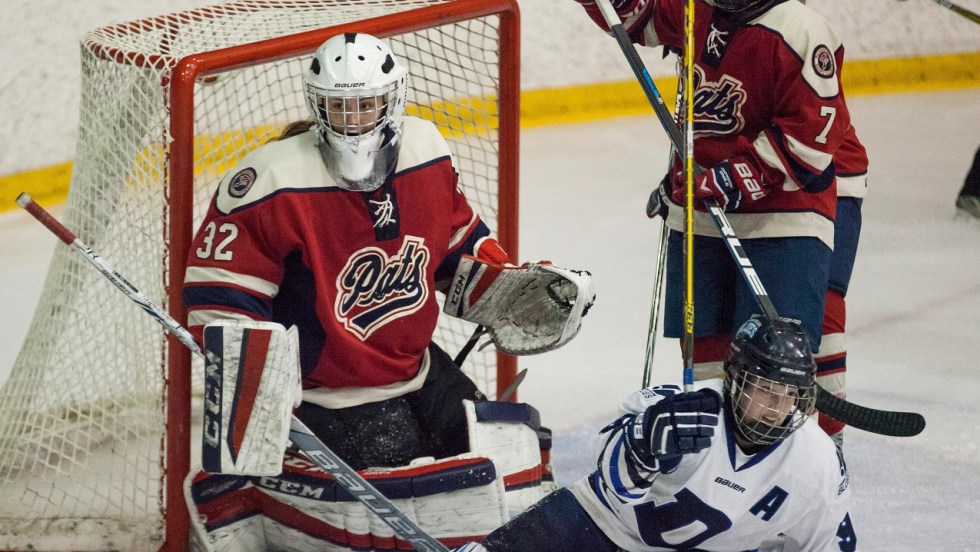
left=812, top=45, right=835, bottom=79
left=228, top=168, right=258, bottom=198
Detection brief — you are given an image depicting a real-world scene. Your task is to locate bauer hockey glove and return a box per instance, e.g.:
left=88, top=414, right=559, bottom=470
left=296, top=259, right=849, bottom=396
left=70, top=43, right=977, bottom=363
left=672, top=156, right=770, bottom=212
left=626, top=388, right=721, bottom=473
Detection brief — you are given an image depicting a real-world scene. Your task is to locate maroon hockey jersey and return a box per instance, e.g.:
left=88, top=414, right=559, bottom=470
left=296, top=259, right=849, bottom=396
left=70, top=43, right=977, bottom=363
left=583, top=0, right=866, bottom=247
left=183, top=117, right=496, bottom=406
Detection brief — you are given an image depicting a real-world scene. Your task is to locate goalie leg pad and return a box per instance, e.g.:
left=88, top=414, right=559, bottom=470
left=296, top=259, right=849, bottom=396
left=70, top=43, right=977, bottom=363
left=188, top=451, right=508, bottom=551
left=444, top=256, right=596, bottom=355
left=465, top=400, right=556, bottom=517
left=203, top=320, right=302, bottom=476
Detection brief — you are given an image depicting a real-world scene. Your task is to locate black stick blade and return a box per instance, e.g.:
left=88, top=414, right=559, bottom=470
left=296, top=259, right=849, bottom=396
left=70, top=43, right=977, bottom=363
left=815, top=387, right=926, bottom=437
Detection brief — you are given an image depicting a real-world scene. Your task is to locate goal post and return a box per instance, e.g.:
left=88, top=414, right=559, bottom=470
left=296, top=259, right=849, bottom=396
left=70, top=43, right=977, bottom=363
left=0, top=1, right=520, bottom=550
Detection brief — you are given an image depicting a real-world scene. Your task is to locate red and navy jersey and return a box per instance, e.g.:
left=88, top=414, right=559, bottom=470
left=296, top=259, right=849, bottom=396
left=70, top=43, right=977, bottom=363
left=582, top=0, right=862, bottom=247
left=183, top=117, right=494, bottom=405
left=835, top=125, right=869, bottom=199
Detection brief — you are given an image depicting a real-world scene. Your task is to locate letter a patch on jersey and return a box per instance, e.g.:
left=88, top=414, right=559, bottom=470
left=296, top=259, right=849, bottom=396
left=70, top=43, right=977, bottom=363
left=335, top=236, right=431, bottom=340
left=750, top=486, right=788, bottom=521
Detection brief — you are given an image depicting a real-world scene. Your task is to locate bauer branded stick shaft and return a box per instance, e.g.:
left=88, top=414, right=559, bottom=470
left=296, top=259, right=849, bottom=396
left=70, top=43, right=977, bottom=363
left=594, top=0, right=690, bottom=163
left=16, top=192, right=450, bottom=552
left=16, top=193, right=204, bottom=354
left=704, top=204, right=925, bottom=436
left=588, top=2, right=926, bottom=437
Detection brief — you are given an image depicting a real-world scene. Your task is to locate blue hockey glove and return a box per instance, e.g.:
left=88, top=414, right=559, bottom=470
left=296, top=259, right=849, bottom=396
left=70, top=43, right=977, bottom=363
left=626, top=388, right=721, bottom=473
left=671, top=156, right=770, bottom=212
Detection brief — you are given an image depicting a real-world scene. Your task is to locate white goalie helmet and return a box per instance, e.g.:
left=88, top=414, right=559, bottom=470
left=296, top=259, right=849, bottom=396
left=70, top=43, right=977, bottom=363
left=303, top=33, right=409, bottom=191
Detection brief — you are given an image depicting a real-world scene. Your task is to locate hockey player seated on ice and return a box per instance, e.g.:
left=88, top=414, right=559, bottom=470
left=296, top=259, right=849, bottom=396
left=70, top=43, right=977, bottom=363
left=457, top=316, right=856, bottom=552
left=181, top=32, right=595, bottom=550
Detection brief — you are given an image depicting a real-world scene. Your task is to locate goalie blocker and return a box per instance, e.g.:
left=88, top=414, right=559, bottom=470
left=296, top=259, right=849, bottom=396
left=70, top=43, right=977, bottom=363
left=444, top=256, right=595, bottom=355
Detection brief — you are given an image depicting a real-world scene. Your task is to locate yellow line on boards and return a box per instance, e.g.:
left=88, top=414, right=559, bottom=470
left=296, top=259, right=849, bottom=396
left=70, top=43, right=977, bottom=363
left=0, top=163, right=72, bottom=214
left=2, top=51, right=978, bottom=215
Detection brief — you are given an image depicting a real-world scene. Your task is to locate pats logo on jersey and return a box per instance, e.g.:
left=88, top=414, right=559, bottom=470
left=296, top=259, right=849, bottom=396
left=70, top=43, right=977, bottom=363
left=812, top=45, right=836, bottom=79
left=691, top=66, right=747, bottom=137
left=334, top=236, right=430, bottom=341
left=228, top=168, right=257, bottom=198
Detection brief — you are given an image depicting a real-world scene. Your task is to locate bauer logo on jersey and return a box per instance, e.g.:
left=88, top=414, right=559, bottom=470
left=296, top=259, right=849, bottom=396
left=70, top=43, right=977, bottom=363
left=228, top=168, right=258, bottom=198
left=691, top=67, right=747, bottom=137
left=335, top=236, right=430, bottom=340
left=812, top=45, right=835, bottom=79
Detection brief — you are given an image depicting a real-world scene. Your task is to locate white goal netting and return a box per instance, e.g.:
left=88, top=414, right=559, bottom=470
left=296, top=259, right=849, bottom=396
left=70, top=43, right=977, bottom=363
left=0, top=1, right=518, bottom=550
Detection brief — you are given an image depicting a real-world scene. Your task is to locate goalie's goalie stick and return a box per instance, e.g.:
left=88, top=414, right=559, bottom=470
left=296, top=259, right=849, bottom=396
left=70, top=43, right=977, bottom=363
left=16, top=193, right=450, bottom=552
left=592, top=0, right=926, bottom=437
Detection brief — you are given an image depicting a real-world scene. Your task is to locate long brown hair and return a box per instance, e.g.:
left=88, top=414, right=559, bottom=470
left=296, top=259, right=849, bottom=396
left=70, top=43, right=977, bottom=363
left=269, top=119, right=315, bottom=142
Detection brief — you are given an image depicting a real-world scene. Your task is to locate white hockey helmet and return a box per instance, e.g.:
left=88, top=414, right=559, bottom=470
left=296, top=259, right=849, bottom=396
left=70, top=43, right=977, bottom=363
left=303, top=33, right=408, bottom=191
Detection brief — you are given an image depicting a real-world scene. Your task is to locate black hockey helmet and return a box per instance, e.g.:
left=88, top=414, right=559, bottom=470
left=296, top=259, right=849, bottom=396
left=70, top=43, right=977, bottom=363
left=723, top=315, right=817, bottom=445
left=708, top=0, right=785, bottom=22
left=727, top=315, right=817, bottom=387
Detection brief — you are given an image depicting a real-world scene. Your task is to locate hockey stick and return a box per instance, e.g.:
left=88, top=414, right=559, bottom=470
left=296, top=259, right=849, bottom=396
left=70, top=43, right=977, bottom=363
left=16, top=192, right=450, bottom=552
left=642, top=222, right=668, bottom=387
left=927, top=0, right=980, bottom=25
left=591, top=0, right=926, bottom=437
left=706, top=205, right=925, bottom=437
left=594, top=0, right=700, bottom=391
left=499, top=367, right=528, bottom=402
left=680, top=0, right=698, bottom=393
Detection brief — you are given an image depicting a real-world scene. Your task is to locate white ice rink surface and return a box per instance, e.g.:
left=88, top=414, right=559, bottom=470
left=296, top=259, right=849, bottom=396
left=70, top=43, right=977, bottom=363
left=2, top=88, right=979, bottom=550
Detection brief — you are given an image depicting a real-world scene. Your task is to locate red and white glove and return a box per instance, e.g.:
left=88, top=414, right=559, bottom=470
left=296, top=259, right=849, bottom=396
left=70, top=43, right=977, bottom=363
left=672, top=156, right=770, bottom=212
left=474, top=237, right=513, bottom=266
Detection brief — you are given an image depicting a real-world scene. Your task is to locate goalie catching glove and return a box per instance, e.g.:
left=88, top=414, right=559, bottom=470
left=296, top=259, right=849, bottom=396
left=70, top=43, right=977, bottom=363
left=202, top=320, right=303, bottom=476
left=444, top=256, right=595, bottom=355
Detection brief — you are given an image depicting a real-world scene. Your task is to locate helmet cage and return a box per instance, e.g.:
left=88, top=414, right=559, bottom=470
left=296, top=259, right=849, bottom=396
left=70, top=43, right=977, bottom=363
left=724, top=361, right=816, bottom=446
left=305, top=81, right=398, bottom=141
left=723, top=315, right=818, bottom=446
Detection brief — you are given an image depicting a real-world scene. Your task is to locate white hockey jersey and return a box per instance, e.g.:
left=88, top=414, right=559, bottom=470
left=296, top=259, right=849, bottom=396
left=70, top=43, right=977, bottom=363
left=569, top=381, right=856, bottom=551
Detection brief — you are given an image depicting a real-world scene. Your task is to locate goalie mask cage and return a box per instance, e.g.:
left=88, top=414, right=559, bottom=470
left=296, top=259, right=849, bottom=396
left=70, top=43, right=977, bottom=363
left=0, top=0, right=519, bottom=550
